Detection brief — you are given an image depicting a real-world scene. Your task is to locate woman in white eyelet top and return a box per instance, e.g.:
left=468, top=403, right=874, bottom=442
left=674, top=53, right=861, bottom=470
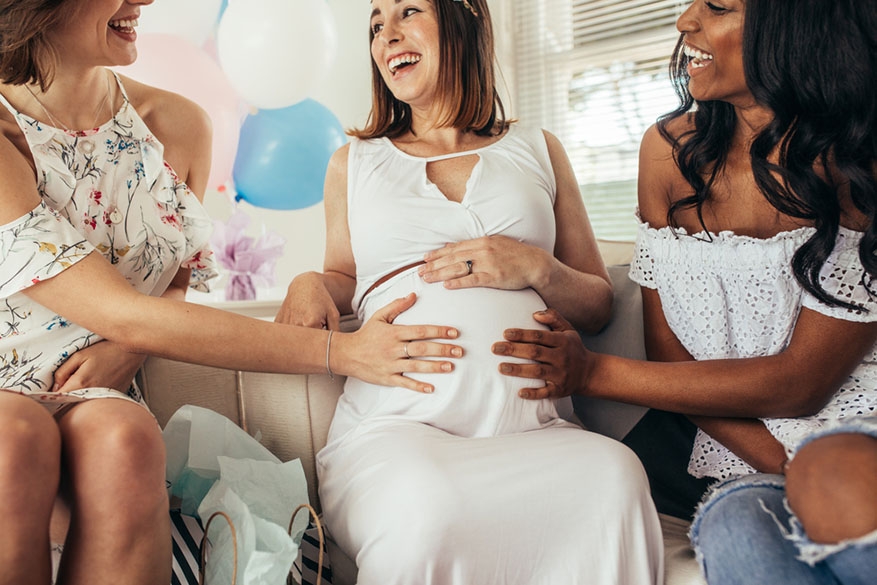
left=498, top=0, right=877, bottom=581
left=629, top=221, right=877, bottom=480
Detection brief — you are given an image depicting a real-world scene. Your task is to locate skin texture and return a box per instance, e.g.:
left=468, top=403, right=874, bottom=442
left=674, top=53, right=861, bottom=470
left=492, top=0, right=877, bottom=545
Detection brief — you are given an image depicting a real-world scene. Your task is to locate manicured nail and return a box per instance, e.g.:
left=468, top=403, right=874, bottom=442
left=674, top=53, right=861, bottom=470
left=451, top=347, right=463, bottom=357
left=448, top=328, right=459, bottom=338
left=441, top=362, right=453, bottom=372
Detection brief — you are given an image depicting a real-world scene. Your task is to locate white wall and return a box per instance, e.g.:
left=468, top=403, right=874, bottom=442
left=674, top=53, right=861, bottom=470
left=204, top=0, right=512, bottom=300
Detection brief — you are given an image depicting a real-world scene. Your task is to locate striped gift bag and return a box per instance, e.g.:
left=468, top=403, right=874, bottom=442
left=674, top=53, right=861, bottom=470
left=171, top=509, right=332, bottom=585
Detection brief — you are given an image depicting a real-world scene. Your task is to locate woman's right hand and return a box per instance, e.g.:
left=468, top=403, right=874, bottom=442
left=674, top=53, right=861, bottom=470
left=275, top=271, right=341, bottom=329
left=334, top=293, right=463, bottom=393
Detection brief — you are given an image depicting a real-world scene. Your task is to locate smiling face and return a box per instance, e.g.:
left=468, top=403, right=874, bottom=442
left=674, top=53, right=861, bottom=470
left=676, top=0, right=754, bottom=108
left=369, top=0, right=441, bottom=112
left=46, top=0, right=151, bottom=69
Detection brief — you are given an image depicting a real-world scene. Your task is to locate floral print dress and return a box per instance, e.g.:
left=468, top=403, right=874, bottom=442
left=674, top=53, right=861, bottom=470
left=0, top=71, right=217, bottom=413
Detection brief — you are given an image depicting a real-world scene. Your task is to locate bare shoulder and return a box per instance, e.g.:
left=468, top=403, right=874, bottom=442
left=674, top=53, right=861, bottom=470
left=0, top=132, right=43, bottom=223
left=539, top=129, right=570, bottom=161
left=119, top=74, right=212, bottom=154
left=326, top=142, right=351, bottom=178
left=637, top=118, right=691, bottom=227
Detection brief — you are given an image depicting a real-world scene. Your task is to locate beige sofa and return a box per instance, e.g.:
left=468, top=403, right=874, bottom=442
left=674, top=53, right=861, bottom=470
left=139, top=258, right=707, bottom=585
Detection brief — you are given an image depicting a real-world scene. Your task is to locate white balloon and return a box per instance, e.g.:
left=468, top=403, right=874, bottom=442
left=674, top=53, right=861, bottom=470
left=138, top=0, right=224, bottom=48
left=216, top=0, right=338, bottom=110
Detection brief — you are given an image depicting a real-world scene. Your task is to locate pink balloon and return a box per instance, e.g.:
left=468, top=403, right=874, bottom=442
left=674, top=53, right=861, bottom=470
left=114, top=33, right=245, bottom=190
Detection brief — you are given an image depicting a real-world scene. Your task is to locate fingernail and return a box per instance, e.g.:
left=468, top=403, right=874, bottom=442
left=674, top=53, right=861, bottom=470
left=448, top=328, right=459, bottom=338
left=493, top=342, right=508, bottom=354
left=423, top=385, right=434, bottom=393
left=441, top=362, right=452, bottom=372
left=519, top=390, right=531, bottom=399
left=451, top=347, right=463, bottom=357
left=500, top=363, right=513, bottom=374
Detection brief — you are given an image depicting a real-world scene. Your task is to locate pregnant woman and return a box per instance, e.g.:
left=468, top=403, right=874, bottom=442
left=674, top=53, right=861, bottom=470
left=276, top=1, right=663, bottom=583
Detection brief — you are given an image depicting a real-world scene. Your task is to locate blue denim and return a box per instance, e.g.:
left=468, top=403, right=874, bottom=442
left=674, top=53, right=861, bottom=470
left=689, top=417, right=877, bottom=585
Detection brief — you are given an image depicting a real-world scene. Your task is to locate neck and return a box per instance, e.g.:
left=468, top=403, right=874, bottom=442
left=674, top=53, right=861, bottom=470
left=734, top=102, right=773, bottom=144
left=23, top=67, right=115, bottom=131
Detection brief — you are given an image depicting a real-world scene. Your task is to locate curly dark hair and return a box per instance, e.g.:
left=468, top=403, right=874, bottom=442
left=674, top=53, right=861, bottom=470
left=352, top=0, right=508, bottom=139
left=657, top=0, right=877, bottom=310
left=0, top=0, right=69, bottom=89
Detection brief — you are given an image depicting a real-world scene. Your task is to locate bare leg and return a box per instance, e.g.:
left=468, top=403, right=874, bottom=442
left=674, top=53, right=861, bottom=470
left=785, top=432, right=877, bottom=543
left=55, top=399, right=170, bottom=585
left=0, top=392, right=60, bottom=585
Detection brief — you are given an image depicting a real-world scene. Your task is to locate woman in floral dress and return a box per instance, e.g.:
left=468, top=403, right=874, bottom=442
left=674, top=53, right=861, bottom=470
left=0, top=1, right=461, bottom=584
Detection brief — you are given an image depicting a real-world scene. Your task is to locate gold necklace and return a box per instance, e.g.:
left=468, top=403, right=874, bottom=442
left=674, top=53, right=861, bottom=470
left=24, top=72, right=112, bottom=133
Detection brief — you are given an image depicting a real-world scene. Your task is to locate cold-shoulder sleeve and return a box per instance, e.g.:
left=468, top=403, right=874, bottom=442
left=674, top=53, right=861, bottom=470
left=141, top=139, right=218, bottom=293
left=628, top=220, right=657, bottom=289
left=0, top=202, right=95, bottom=298
left=802, top=227, right=877, bottom=322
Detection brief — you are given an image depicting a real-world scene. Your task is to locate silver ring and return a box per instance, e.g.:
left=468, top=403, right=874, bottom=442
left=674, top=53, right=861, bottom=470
left=403, top=343, right=410, bottom=358
left=465, top=259, right=473, bottom=275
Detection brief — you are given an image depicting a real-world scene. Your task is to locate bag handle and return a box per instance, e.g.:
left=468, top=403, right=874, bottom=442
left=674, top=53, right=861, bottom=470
left=287, top=503, right=325, bottom=585
left=199, top=504, right=324, bottom=585
left=199, top=511, right=238, bottom=585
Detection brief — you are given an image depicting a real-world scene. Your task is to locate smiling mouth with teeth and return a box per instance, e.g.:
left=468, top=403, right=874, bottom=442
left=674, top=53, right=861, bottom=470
left=682, top=43, right=714, bottom=68
left=389, top=54, right=422, bottom=74
left=108, top=18, right=139, bottom=34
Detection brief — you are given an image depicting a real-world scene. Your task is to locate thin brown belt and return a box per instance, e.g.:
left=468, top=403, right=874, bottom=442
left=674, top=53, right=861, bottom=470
left=362, top=260, right=426, bottom=300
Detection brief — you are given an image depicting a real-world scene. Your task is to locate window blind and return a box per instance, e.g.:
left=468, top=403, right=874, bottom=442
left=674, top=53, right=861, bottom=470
left=510, top=0, right=686, bottom=241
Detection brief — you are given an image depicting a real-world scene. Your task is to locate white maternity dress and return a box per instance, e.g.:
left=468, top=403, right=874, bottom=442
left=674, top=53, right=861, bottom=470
left=317, top=125, right=664, bottom=585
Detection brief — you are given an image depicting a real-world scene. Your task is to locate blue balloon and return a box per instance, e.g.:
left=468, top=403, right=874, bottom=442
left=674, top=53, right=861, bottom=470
left=233, top=99, right=347, bottom=210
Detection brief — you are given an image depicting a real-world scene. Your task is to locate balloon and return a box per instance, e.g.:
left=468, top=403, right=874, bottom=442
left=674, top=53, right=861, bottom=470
left=138, top=0, right=224, bottom=48
left=115, top=33, right=245, bottom=190
left=216, top=0, right=338, bottom=109
left=233, top=100, right=346, bottom=210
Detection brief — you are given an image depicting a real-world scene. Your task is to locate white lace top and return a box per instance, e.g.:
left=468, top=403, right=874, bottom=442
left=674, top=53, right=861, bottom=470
left=629, top=221, right=877, bottom=480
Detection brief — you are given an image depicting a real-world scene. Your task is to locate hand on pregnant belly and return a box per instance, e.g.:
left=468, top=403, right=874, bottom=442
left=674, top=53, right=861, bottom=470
left=419, top=236, right=551, bottom=292
left=390, top=281, right=550, bottom=391
left=492, top=308, right=589, bottom=400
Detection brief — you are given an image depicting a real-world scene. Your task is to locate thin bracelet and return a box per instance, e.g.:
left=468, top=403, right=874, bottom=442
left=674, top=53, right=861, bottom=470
left=325, top=329, right=334, bottom=379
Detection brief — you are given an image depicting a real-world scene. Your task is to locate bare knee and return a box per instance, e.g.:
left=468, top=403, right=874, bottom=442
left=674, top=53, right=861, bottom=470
left=61, top=402, right=166, bottom=515
left=0, top=396, right=60, bottom=493
left=786, top=433, right=877, bottom=543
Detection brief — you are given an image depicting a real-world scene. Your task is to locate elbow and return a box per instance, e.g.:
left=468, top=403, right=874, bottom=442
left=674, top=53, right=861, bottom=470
left=765, top=380, right=837, bottom=418
left=575, top=282, right=614, bottom=335
left=100, top=320, right=147, bottom=354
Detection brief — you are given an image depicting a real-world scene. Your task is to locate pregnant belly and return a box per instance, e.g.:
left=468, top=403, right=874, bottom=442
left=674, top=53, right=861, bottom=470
left=352, top=273, right=557, bottom=436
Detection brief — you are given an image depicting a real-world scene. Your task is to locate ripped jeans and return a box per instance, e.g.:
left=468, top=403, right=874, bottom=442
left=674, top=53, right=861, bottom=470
left=690, top=416, right=877, bottom=585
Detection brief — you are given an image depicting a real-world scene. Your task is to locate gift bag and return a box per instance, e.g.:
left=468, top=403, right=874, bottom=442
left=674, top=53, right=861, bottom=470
left=163, top=405, right=282, bottom=516
left=162, top=405, right=320, bottom=585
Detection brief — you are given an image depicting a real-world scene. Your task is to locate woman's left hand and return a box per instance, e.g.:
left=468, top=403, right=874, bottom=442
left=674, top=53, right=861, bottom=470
left=492, top=308, right=589, bottom=399
left=419, top=235, right=551, bottom=291
left=53, top=340, right=146, bottom=393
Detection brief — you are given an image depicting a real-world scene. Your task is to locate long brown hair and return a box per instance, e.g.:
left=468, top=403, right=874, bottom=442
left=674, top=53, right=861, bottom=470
left=351, top=0, right=508, bottom=139
left=0, top=0, right=68, bottom=89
